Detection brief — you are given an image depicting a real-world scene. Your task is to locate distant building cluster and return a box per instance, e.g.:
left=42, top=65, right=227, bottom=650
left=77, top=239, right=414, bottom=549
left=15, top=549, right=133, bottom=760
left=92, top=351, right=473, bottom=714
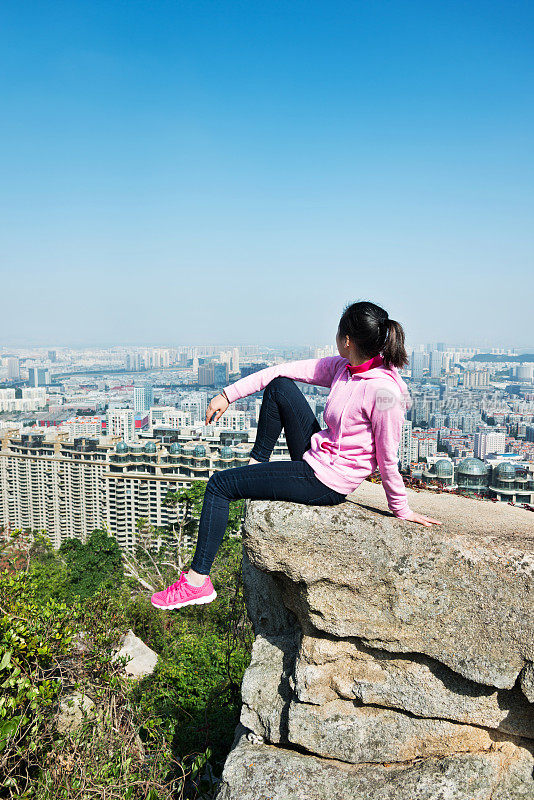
left=0, top=430, right=252, bottom=551
left=418, top=455, right=534, bottom=504
left=0, top=340, right=533, bottom=548
left=0, top=388, right=47, bottom=412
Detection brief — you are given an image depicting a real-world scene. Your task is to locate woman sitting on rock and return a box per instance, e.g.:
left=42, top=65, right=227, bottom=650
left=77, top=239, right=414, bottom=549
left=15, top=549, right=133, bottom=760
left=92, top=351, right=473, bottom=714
left=151, top=300, right=442, bottom=611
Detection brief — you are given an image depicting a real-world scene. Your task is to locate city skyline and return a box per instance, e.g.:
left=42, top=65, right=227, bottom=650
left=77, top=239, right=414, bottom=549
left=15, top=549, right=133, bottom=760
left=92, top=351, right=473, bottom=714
left=1, top=339, right=533, bottom=354
left=2, top=328, right=534, bottom=538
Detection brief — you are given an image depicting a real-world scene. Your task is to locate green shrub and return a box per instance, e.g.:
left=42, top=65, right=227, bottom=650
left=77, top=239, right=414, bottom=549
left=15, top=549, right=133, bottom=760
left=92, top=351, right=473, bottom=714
left=0, top=570, right=77, bottom=794
left=0, top=500, right=254, bottom=799
left=59, top=530, right=124, bottom=600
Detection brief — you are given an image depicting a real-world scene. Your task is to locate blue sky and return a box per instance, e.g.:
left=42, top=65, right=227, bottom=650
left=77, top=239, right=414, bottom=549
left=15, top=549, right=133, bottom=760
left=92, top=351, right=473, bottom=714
left=1, top=1, right=532, bottom=349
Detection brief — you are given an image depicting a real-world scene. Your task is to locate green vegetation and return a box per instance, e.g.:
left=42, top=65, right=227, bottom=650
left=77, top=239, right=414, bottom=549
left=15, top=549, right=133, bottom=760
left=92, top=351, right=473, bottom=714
left=0, top=482, right=254, bottom=799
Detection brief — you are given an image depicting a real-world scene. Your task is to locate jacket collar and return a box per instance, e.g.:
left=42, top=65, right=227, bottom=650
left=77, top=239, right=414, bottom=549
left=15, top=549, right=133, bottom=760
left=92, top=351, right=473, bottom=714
left=345, top=353, right=384, bottom=375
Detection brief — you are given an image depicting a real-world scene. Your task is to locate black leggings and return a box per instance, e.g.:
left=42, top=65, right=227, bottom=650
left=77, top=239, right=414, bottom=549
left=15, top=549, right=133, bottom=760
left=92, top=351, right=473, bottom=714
left=189, top=377, right=346, bottom=574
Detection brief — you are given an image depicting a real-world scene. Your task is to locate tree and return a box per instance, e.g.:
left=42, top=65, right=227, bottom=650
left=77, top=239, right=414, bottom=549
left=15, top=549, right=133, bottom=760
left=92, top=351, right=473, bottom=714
left=162, top=486, right=197, bottom=556
left=59, top=529, right=123, bottom=600
left=121, top=480, right=246, bottom=594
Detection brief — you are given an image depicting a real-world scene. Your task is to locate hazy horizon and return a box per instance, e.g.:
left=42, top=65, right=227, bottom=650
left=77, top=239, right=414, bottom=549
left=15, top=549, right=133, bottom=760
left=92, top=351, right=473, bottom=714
left=1, top=337, right=533, bottom=354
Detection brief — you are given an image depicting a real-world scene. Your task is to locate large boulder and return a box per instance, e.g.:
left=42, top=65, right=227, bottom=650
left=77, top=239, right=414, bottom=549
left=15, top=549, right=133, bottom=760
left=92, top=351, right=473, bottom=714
left=216, top=481, right=534, bottom=799
left=242, top=483, right=534, bottom=689
left=292, top=633, right=534, bottom=738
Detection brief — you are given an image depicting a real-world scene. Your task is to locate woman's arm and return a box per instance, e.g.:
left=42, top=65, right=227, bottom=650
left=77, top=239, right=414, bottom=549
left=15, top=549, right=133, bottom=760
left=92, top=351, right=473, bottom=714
left=222, top=356, right=347, bottom=403
left=366, top=382, right=413, bottom=519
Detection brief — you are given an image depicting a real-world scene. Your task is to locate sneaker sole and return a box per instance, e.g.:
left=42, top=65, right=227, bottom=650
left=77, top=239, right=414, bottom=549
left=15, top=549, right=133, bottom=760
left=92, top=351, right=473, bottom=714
left=151, top=590, right=217, bottom=611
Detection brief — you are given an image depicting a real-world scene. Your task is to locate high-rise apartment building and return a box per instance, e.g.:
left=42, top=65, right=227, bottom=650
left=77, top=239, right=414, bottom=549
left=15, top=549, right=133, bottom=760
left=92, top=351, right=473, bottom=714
left=106, top=409, right=135, bottom=441
left=28, top=367, right=50, bottom=387
left=0, top=431, right=251, bottom=551
left=0, top=432, right=110, bottom=547
left=474, top=429, right=506, bottom=459
left=198, top=363, right=215, bottom=386
left=430, top=350, right=443, bottom=378
left=214, top=363, right=229, bottom=384
left=515, top=364, right=534, bottom=382
left=231, top=347, right=240, bottom=374
left=411, top=351, right=427, bottom=381
left=398, top=419, right=413, bottom=470
left=145, top=349, right=171, bottom=369
left=133, top=385, right=154, bottom=413
left=7, top=358, right=20, bottom=380
left=125, top=352, right=144, bottom=371
left=463, top=371, right=489, bottom=388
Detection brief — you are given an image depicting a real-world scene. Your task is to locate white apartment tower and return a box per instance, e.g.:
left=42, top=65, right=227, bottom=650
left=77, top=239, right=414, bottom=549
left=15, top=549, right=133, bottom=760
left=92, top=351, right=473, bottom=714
left=398, top=419, right=413, bottom=470
left=411, top=351, right=427, bottom=381
left=0, top=432, right=111, bottom=547
left=430, top=350, right=443, bottom=378
left=106, top=409, right=135, bottom=442
left=474, top=430, right=506, bottom=459
left=231, top=347, right=240, bottom=374
left=0, top=431, right=251, bottom=552
left=134, top=385, right=154, bottom=414
left=7, top=358, right=20, bottom=379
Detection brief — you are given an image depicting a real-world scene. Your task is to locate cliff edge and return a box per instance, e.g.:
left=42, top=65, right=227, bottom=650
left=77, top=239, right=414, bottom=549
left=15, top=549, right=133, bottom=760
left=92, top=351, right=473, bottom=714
left=216, top=481, right=534, bottom=800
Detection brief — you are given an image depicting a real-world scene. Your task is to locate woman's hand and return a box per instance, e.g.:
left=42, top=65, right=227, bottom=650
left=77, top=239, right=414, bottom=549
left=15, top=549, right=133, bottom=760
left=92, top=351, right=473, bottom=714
left=401, top=510, right=442, bottom=527
left=206, top=393, right=230, bottom=424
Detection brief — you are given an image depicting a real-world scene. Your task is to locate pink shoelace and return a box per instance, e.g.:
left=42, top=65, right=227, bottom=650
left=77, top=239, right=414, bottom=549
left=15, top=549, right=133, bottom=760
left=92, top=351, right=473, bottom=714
left=161, top=572, right=187, bottom=601
left=163, top=572, right=205, bottom=601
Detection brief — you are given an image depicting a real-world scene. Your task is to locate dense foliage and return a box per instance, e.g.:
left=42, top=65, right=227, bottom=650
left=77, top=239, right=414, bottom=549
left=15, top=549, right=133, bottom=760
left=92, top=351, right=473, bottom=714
left=0, top=483, right=254, bottom=799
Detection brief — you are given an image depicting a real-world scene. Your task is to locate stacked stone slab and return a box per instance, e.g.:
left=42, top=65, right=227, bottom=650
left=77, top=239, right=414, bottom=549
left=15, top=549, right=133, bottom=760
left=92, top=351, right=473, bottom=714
left=215, top=481, right=534, bottom=800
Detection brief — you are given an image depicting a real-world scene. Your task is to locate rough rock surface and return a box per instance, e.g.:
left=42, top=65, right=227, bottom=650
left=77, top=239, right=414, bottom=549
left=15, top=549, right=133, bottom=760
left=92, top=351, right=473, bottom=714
left=243, top=484, right=534, bottom=689
left=57, top=691, right=97, bottom=734
left=112, top=629, right=158, bottom=678
left=216, top=481, right=534, bottom=799
left=293, top=633, right=534, bottom=738
left=521, top=662, right=534, bottom=704
left=217, top=724, right=534, bottom=800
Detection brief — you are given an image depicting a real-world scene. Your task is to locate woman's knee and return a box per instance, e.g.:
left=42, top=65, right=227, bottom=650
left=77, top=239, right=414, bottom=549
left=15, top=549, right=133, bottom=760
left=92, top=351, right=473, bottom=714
left=265, top=376, right=295, bottom=394
left=206, top=471, right=223, bottom=492
left=206, top=468, right=233, bottom=495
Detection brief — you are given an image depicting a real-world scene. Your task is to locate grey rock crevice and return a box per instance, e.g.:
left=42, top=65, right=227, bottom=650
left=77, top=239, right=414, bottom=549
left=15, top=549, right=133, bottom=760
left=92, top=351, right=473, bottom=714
left=265, top=724, right=531, bottom=769
left=294, top=694, right=534, bottom=743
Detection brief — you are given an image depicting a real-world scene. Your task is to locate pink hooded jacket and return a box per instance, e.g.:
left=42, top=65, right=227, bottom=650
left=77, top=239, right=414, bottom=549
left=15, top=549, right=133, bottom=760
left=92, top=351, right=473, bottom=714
left=223, top=354, right=414, bottom=519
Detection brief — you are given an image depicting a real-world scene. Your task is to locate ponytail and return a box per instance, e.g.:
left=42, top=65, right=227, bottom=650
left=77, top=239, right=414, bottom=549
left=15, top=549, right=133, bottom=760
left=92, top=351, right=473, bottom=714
left=381, top=318, right=409, bottom=370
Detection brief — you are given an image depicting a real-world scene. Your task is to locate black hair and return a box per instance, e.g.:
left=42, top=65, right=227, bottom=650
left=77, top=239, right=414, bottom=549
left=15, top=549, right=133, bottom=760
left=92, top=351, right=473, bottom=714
left=337, top=300, right=409, bottom=370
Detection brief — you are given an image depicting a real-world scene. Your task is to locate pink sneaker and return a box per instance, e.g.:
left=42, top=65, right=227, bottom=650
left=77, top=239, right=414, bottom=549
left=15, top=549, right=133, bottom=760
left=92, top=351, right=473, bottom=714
left=150, top=572, right=217, bottom=611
